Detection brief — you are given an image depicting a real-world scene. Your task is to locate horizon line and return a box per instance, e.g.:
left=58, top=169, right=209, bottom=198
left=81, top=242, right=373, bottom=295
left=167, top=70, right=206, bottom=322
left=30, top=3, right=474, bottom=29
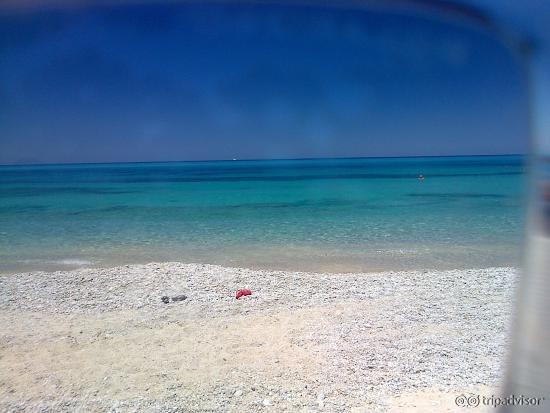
left=0, top=153, right=526, bottom=167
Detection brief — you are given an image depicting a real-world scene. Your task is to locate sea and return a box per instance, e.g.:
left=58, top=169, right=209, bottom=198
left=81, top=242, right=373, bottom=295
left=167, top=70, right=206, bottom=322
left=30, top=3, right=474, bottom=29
left=0, top=155, right=526, bottom=274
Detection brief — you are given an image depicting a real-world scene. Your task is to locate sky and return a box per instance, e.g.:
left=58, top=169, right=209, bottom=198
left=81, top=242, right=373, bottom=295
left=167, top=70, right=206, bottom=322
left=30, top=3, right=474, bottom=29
left=0, top=2, right=529, bottom=164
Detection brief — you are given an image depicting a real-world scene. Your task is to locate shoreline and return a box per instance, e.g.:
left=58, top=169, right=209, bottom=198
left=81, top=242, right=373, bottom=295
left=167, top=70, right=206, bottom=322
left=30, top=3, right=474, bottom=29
left=0, top=262, right=518, bottom=412
left=0, top=244, right=522, bottom=276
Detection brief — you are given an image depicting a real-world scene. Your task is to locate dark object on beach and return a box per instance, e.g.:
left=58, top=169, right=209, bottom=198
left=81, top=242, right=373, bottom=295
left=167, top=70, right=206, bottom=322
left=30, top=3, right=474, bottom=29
left=236, top=289, right=252, bottom=299
left=161, top=296, right=170, bottom=304
left=171, top=295, right=187, bottom=302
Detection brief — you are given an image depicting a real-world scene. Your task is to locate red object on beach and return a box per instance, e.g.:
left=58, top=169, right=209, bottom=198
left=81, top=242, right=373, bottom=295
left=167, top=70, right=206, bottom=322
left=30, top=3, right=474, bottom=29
left=236, top=289, right=252, bottom=299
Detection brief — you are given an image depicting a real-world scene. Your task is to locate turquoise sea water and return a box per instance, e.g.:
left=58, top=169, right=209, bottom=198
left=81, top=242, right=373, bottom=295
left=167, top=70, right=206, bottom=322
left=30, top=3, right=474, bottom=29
left=0, top=156, right=526, bottom=273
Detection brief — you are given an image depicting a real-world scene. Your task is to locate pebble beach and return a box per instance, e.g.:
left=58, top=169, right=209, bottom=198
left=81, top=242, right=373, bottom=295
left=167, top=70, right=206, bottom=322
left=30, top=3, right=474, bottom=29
left=0, top=263, right=516, bottom=412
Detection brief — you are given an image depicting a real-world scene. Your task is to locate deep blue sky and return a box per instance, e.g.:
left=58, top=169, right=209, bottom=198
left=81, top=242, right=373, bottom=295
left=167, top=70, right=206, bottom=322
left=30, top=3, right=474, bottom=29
left=0, top=2, right=528, bottom=164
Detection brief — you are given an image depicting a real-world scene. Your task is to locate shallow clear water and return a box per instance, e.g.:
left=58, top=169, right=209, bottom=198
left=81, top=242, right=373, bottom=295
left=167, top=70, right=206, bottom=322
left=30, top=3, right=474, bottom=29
left=0, top=156, right=526, bottom=273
